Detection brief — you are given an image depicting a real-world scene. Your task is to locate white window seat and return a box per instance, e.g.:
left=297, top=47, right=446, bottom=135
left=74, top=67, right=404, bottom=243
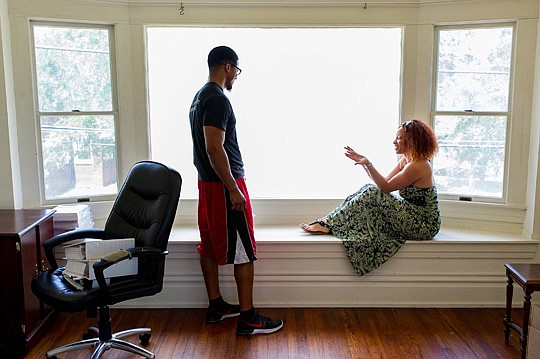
left=113, top=225, right=539, bottom=309
left=168, top=225, right=537, bottom=244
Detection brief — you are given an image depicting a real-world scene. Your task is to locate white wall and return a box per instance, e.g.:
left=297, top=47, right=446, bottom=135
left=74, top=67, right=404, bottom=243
left=4, top=0, right=540, bottom=307
left=0, top=0, right=21, bottom=209
left=525, top=0, right=540, bottom=238
left=2, top=0, right=539, bottom=234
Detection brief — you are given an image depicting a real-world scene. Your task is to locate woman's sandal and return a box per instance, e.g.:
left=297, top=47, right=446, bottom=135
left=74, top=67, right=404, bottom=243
left=300, top=218, right=331, bottom=235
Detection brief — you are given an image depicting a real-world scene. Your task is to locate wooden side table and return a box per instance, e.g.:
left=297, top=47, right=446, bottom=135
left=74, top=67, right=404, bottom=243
left=504, top=263, right=540, bottom=359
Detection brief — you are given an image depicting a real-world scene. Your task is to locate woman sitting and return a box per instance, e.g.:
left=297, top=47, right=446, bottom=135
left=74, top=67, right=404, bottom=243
left=300, top=119, right=441, bottom=276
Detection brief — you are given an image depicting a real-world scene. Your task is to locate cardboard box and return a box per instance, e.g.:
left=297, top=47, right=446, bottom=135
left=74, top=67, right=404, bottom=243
left=528, top=305, right=540, bottom=359
left=63, top=238, right=138, bottom=280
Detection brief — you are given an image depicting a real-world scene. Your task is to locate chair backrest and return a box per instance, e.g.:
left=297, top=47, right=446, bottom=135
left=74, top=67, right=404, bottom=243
left=103, top=161, right=182, bottom=251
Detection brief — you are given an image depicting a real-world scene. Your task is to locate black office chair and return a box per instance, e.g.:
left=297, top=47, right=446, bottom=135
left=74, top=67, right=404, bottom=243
left=32, top=161, right=181, bottom=359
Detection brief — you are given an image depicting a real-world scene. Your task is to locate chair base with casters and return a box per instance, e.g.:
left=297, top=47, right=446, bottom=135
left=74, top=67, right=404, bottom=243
left=45, top=306, right=154, bottom=359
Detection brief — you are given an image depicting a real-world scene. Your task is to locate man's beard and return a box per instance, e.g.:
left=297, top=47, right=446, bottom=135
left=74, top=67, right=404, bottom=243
left=225, top=78, right=234, bottom=92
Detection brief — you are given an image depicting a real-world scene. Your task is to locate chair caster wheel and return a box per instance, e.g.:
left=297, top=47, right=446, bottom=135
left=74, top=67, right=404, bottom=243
left=82, top=327, right=99, bottom=340
left=139, top=333, right=151, bottom=344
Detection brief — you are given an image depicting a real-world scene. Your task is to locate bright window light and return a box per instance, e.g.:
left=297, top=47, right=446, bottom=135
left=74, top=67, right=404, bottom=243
left=147, top=27, right=402, bottom=199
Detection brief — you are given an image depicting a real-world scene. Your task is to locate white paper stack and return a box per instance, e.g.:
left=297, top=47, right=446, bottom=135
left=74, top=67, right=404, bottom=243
left=53, top=204, right=94, bottom=235
left=62, top=238, right=138, bottom=289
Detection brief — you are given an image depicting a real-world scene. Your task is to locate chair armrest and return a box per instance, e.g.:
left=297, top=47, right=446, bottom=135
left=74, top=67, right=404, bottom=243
left=92, top=247, right=168, bottom=296
left=44, top=229, right=108, bottom=269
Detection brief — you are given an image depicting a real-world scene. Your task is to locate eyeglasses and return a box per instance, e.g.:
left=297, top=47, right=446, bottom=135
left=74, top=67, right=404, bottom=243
left=223, top=63, right=242, bottom=76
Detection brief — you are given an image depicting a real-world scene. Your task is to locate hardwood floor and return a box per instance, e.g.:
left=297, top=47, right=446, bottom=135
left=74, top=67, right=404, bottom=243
left=25, top=308, right=523, bottom=359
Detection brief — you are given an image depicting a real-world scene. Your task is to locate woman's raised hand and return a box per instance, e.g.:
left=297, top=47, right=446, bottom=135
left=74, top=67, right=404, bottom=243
left=344, top=146, right=368, bottom=165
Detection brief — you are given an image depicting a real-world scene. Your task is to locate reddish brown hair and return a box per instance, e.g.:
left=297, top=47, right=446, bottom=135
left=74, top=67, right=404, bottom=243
left=401, top=119, right=438, bottom=161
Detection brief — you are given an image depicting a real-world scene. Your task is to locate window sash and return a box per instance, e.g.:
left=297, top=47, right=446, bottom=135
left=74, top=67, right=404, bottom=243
left=431, top=24, right=514, bottom=203
left=31, top=22, right=119, bottom=203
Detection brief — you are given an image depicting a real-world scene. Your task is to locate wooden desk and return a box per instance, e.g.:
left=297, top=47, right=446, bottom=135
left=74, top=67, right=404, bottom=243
left=0, top=209, right=57, bottom=358
left=504, top=263, right=540, bottom=359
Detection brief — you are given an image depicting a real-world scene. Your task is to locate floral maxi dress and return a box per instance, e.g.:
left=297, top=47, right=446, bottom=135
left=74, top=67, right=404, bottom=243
left=325, top=184, right=441, bottom=276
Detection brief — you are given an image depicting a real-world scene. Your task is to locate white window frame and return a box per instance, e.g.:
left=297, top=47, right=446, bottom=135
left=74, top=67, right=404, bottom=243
left=29, top=21, right=120, bottom=205
left=431, top=23, right=516, bottom=204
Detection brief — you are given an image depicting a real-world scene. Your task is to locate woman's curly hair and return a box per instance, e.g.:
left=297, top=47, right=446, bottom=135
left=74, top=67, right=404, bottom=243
left=401, top=119, right=438, bottom=161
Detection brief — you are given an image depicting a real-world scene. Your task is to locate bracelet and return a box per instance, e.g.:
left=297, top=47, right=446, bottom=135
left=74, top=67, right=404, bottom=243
left=364, top=162, right=373, bottom=168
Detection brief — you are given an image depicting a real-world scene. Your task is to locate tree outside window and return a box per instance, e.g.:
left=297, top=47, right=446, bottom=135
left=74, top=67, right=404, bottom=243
left=32, top=23, right=118, bottom=200
left=433, top=26, right=513, bottom=199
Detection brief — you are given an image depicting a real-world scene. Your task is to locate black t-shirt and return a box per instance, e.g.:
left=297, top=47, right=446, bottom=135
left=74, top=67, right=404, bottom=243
left=189, top=82, right=245, bottom=182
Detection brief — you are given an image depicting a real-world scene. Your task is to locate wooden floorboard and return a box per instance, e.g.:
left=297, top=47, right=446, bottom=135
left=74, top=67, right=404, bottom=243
left=25, top=308, right=523, bottom=359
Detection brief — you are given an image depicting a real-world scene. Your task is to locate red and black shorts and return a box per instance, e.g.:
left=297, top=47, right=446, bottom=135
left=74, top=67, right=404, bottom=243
left=197, top=178, right=257, bottom=265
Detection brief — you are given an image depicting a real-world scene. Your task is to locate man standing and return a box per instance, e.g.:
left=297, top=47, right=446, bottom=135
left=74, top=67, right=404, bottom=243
left=189, top=46, right=283, bottom=335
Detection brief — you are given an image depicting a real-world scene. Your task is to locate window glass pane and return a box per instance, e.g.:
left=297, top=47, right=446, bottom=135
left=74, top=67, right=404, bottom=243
left=148, top=27, right=402, bottom=199
left=34, top=26, right=113, bottom=112
left=41, top=115, right=117, bottom=199
left=436, top=27, right=512, bottom=112
left=433, top=115, right=505, bottom=198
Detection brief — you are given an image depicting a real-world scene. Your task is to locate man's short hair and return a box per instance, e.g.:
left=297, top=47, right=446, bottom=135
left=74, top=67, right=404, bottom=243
left=208, top=46, right=239, bottom=69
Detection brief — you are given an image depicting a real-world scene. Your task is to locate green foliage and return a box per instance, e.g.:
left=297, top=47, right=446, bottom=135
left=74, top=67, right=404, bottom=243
left=34, top=26, right=112, bottom=112
left=34, top=25, right=117, bottom=199
left=434, top=27, right=512, bottom=197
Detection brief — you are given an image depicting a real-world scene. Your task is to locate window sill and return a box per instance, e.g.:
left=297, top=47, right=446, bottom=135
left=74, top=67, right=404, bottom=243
left=168, top=225, right=537, bottom=244
left=84, top=198, right=528, bottom=234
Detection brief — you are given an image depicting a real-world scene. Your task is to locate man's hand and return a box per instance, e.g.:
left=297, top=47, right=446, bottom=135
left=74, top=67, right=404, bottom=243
left=229, top=187, right=246, bottom=212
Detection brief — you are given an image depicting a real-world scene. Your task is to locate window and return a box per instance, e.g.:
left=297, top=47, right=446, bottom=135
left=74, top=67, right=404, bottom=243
left=432, top=25, right=514, bottom=200
left=147, top=27, right=402, bottom=199
left=31, top=23, right=118, bottom=201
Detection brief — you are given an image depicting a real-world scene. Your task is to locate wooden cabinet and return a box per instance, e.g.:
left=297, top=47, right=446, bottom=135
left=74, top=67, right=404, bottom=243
left=0, top=209, right=57, bottom=358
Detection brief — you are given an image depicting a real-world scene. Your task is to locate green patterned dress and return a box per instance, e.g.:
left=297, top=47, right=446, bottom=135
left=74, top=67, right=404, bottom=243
left=326, top=184, right=441, bottom=276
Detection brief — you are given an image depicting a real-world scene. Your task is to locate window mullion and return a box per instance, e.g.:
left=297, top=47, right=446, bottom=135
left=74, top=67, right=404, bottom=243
left=433, top=111, right=509, bottom=116
left=37, top=111, right=116, bottom=117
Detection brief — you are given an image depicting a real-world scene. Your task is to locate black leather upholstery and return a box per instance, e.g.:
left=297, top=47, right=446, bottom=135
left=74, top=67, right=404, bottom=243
left=31, top=161, right=181, bottom=358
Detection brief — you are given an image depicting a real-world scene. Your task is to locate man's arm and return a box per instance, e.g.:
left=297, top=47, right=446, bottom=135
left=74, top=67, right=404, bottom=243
left=203, top=125, right=246, bottom=211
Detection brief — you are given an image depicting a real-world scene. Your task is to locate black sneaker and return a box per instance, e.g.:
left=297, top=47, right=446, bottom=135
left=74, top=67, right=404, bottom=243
left=205, top=302, right=240, bottom=323
left=236, top=311, right=284, bottom=335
